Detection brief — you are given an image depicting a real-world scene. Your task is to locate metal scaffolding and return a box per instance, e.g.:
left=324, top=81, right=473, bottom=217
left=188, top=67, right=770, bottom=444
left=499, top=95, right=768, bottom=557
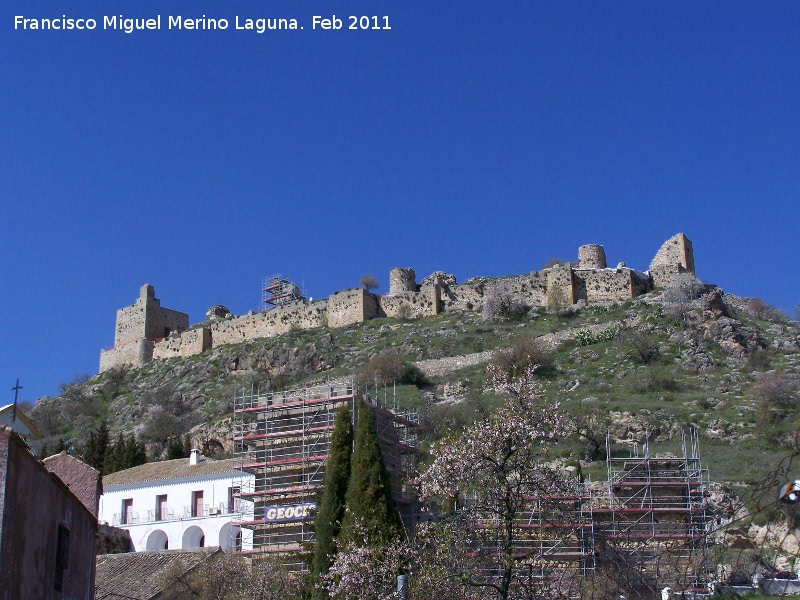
left=232, top=380, right=418, bottom=567
left=593, top=429, right=711, bottom=598
left=463, top=430, right=710, bottom=598
left=261, top=274, right=306, bottom=311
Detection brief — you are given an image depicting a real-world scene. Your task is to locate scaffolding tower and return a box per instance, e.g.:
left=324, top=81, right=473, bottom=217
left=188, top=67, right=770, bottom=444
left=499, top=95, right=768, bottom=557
left=593, top=429, right=710, bottom=598
left=232, top=380, right=419, bottom=567
left=261, top=274, right=306, bottom=311
left=521, top=485, right=596, bottom=595
left=467, top=485, right=596, bottom=598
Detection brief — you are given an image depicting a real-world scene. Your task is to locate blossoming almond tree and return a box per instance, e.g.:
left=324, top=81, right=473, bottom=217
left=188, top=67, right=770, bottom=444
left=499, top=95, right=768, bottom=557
left=320, top=366, right=578, bottom=600
left=415, top=364, right=574, bottom=600
left=318, top=519, right=410, bottom=600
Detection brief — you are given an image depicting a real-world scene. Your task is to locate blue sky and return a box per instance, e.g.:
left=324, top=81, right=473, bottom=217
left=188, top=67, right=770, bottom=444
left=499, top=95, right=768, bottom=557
left=2, top=1, right=799, bottom=402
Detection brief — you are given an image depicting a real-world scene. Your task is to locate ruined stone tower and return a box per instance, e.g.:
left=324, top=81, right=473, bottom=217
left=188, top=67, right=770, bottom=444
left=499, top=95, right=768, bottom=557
left=649, top=233, right=695, bottom=287
left=389, top=268, right=417, bottom=295
left=577, top=244, right=608, bottom=269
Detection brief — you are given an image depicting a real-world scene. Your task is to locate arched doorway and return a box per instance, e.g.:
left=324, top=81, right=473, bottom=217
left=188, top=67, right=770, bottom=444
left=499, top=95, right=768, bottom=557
left=182, top=525, right=205, bottom=549
left=218, top=523, right=243, bottom=551
left=146, top=529, right=169, bottom=551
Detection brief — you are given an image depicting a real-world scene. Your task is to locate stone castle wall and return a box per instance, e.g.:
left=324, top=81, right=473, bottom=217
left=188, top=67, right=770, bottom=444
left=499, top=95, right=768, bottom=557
left=378, top=285, right=440, bottom=319
left=573, top=268, right=649, bottom=302
left=546, top=266, right=576, bottom=306
left=98, top=234, right=695, bottom=372
left=99, top=338, right=154, bottom=372
left=152, top=328, right=212, bottom=360
left=327, top=289, right=378, bottom=328
left=208, top=300, right=328, bottom=347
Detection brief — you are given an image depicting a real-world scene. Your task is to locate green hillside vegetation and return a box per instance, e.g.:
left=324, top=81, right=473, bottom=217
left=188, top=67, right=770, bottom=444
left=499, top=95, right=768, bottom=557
left=31, top=282, right=799, bottom=488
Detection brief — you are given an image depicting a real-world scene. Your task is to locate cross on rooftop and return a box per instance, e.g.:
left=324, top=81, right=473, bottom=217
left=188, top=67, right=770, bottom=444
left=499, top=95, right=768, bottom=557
left=11, top=378, right=22, bottom=426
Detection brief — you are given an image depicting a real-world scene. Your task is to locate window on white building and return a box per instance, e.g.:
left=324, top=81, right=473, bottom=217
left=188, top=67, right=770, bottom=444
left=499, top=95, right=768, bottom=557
left=192, top=490, right=204, bottom=518
left=228, top=486, right=240, bottom=513
left=122, top=498, right=133, bottom=525
left=155, top=494, right=167, bottom=521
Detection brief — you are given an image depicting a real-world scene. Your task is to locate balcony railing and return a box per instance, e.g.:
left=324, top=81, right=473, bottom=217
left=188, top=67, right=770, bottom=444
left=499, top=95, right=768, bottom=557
left=147, top=507, right=176, bottom=522
left=112, top=511, right=139, bottom=526
left=112, top=501, right=251, bottom=525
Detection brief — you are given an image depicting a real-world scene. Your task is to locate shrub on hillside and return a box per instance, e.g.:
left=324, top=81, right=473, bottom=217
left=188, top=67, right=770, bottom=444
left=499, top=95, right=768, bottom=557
left=490, top=337, right=555, bottom=379
left=663, top=273, right=704, bottom=324
left=620, top=329, right=661, bottom=364
left=747, top=298, right=788, bottom=322
left=358, top=351, right=428, bottom=387
left=573, top=326, right=620, bottom=346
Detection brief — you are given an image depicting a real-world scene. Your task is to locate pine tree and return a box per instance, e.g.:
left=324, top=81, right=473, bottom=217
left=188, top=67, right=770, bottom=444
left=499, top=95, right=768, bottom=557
left=311, top=405, right=353, bottom=596
left=340, top=399, right=403, bottom=545
left=83, top=421, right=110, bottom=473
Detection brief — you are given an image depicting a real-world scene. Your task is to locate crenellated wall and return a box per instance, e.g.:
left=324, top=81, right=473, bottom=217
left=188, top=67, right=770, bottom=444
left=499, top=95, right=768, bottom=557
left=98, top=233, right=696, bottom=373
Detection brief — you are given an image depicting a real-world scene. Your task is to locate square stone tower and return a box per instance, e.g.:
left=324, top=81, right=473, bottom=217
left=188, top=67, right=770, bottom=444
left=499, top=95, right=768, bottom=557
left=113, top=284, right=189, bottom=346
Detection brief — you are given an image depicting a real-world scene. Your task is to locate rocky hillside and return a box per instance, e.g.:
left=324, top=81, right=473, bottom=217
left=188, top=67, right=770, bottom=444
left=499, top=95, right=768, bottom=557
left=31, top=281, right=799, bottom=487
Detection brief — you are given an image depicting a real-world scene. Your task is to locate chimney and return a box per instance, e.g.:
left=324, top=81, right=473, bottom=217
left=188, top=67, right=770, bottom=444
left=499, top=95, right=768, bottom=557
left=190, top=449, right=200, bottom=465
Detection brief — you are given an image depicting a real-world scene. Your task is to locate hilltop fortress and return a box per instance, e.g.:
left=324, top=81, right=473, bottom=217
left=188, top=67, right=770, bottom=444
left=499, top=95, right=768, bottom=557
left=99, top=233, right=695, bottom=372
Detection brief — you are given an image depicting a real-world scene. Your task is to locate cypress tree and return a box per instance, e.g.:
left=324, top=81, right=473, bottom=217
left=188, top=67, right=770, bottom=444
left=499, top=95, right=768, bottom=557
left=311, top=405, right=353, bottom=595
left=125, top=432, right=147, bottom=469
left=104, top=432, right=147, bottom=474
left=104, top=433, right=126, bottom=474
left=340, top=398, right=403, bottom=544
left=166, top=437, right=187, bottom=460
left=52, top=437, right=66, bottom=455
left=83, top=421, right=110, bottom=473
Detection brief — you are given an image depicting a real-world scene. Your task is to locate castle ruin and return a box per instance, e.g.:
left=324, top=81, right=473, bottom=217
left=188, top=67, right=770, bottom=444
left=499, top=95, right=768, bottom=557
left=99, top=233, right=695, bottom=372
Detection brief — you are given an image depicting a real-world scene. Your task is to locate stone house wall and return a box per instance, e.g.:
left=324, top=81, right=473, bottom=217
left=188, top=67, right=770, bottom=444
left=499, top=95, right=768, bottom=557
left=0, top=428, right=97, bottom=600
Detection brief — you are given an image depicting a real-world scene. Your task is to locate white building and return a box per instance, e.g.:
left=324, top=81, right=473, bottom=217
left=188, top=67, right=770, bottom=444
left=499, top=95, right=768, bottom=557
left=0, top=403, right=42, bottom=454
left=99, top=450, right=254, bottom=552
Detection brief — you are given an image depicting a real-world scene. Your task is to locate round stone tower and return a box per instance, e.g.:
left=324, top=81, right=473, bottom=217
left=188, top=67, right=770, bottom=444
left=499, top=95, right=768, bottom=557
left=389, top=268, right=417, bottom=295
left=578, top=244, right=607, bottom=269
